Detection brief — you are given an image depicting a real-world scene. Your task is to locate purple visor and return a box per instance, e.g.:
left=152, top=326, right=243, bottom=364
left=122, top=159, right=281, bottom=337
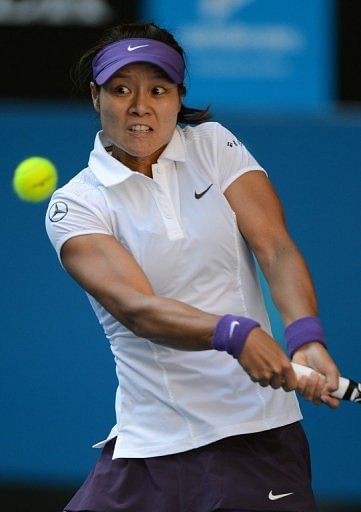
left=92, top=38, right=185, bottom=85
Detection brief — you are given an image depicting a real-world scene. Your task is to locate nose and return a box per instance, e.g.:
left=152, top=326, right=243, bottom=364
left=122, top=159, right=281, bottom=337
left=128, top=90, right=151, bottom=117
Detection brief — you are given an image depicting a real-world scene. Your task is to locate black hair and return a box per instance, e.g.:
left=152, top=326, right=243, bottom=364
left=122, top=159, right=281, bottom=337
left=72, top=22, right=212, bottom=124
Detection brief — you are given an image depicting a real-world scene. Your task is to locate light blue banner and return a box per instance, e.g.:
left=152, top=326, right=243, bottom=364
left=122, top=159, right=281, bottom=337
left=142, top=0, right=334, bottom=110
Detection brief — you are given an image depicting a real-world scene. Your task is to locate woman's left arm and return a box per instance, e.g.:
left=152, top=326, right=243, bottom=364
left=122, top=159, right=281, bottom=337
left=224, top=170, right=340, bottom=407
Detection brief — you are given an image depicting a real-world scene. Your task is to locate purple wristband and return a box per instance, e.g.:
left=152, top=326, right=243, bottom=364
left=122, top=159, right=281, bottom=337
left=212, top=314, right=260, bottom=359
left=284, top=316, right=327, bottom=357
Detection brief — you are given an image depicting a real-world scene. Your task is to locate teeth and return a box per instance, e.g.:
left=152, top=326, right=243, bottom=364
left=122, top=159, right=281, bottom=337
left=130, top=125, right=151, bottom=132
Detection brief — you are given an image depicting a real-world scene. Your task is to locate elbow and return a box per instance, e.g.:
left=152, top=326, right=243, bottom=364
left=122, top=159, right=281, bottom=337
left=253, top=234, right=298, bottom=274
left=118, top=295, right=156, bottom=338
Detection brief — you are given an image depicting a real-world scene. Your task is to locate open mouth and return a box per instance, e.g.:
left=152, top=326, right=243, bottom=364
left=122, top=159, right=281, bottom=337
left=129, top=124, right=153, bottom=133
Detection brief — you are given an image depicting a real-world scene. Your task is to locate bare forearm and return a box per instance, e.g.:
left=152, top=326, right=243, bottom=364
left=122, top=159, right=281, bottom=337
left=257, top=240, right=318, bottom=325
left=132, top=296, right=220, bottom=349
left=101, top=290, right=219, bottom=350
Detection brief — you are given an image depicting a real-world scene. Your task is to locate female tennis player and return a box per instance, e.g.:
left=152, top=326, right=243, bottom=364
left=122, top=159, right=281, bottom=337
left=46, top=21, right=340, bottom=512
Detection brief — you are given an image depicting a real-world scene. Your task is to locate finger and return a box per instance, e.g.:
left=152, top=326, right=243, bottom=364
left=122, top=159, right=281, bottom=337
left=306, top=374, right=324, bottom=404
left=321, top=394, right=341, bottom=409
left=324, top=367, right=340, bottom=393
left=296, top=375, right=308, bottom=395
left=270, top=373, right=284, bottom=390
left=281, top=365, right=298, bottom=392
left=298, top=372, right=325, bottom=404
left=313, top=375, right=326, bottom=403
left=297, top=375, right=308, bottom=397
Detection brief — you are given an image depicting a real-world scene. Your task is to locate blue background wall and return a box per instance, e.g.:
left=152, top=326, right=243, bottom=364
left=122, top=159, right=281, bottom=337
left=0, top=103, right=360, bottom=504
left=143, top=0, right=335, bottom=110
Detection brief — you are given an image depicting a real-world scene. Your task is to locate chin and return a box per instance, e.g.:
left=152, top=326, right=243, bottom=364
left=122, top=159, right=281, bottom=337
left=130, top=145, right=166, bottom=159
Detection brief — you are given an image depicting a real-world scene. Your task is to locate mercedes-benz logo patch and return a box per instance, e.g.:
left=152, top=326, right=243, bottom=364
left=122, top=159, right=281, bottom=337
left=49, top=201, right=68, bottom=222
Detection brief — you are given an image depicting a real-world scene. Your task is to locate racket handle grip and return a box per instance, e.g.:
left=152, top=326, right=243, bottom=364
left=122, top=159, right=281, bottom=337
left=291, top=362, right=350, bottom=400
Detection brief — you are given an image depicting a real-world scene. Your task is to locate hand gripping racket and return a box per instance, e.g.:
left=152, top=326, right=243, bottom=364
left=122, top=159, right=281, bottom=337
left=292, top=363, right=361, bottom=403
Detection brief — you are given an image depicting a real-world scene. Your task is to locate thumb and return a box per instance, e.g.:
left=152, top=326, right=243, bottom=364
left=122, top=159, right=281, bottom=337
left=324, top=365, right=340, bottom=393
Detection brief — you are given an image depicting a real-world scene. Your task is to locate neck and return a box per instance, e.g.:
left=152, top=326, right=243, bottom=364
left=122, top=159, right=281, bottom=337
left=112, top=145, right=167, bottom=177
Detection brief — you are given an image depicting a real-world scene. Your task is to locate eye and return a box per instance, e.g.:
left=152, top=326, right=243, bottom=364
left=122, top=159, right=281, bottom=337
left=152, top=86, right=166, bottom=95
left=115, top=85, right=130, bottom=95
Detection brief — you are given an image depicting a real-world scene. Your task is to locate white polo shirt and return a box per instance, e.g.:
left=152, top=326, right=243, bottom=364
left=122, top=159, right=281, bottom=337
left=46, top=122, right=301, bottom=459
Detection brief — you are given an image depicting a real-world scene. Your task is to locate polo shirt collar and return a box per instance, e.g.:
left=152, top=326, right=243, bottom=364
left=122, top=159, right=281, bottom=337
left=88, top=131, right=133, bottom=188
left=88, top=126, right=186, bottom=188
left=158, top=126, right=186, bottom=163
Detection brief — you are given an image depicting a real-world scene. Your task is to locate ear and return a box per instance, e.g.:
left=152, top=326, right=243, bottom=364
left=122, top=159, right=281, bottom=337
left=178, top=84, right=186, bottom=112
left=90, top=82, right=100, bottom=112
left=179, top=84, right=186, bottom=99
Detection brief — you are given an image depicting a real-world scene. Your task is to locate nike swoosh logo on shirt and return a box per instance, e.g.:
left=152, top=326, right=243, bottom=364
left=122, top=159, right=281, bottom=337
left=128, top=44, right=149, bottom=51
left=194, top=184, right=213, bottom=199
left=268, top=491, right=294, bottom=501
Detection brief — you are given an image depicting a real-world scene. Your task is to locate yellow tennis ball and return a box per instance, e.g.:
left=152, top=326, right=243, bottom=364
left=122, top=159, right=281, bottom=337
left=13, top=157, right=58, bottom=202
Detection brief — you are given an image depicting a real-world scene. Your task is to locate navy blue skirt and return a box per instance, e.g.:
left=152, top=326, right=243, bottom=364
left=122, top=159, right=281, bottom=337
left=64, top=422, right=317, bottom=512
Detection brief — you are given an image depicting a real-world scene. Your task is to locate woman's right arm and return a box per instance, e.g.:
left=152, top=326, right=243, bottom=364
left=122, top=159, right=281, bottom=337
left=61, top=233, right=219, bottom=350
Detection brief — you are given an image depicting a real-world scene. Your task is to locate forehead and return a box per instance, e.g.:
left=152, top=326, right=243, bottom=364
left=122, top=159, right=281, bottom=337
left=111, top=62, right=173, bottom=82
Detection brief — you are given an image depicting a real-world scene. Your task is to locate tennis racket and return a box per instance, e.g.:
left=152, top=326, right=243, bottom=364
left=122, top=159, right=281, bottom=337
left=292, top=362, right=361, bottom=403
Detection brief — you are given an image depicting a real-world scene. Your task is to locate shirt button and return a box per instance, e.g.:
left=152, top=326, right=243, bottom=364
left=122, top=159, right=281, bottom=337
left=165, top=212, right=173, bottom=219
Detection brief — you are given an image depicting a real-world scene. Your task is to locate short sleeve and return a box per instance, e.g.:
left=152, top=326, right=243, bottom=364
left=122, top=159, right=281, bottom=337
left=214, top=123, right=267, bottom=192
left=45, top=187, right=113, bottom=265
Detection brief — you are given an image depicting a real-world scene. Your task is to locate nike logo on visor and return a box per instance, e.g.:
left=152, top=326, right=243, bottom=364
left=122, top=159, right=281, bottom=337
left=128, top=44, right=149, bottom=51
left=194, top=184, right=213, bottom=199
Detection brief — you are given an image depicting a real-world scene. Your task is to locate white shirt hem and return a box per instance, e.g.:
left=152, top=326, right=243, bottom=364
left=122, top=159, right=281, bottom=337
left=93, top=410, right=302, bottom=459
